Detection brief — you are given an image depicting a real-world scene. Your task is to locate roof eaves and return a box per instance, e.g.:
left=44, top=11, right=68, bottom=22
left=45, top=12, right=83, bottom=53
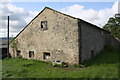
left=78, top=19, right=110, bottom=33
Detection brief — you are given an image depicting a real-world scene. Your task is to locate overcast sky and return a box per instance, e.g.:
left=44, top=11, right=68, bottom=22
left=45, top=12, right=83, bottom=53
left=0, top=1, right=119, bottom=37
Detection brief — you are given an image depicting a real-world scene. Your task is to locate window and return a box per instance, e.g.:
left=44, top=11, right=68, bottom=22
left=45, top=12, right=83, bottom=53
left=43, top=52, right=50, bottom=60
left=16, top=50, right=21, bottom=57
left=91, top=50, right=94, bottom=58
left=29, top=51, right=34, bottom=58
left=40, top=21, right=48, bottom=31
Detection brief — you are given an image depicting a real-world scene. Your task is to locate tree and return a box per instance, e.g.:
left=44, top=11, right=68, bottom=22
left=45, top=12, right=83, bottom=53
left=103, top=13, right=120, bottom=39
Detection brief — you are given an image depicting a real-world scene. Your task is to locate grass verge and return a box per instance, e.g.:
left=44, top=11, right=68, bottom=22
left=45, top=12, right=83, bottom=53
left=2, top=46, right=119, bottom=78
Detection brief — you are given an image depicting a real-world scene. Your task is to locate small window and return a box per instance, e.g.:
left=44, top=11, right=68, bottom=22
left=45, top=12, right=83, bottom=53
left=40, top=21, right=48, bottom=31
left=43, top=52, right=50, bottom=60
left=29, top=51, right=34, bottom=58
left=16, top=50, right=21, bottom=57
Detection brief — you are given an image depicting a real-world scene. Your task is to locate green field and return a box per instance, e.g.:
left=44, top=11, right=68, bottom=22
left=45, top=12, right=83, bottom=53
left=2, top=46, right=119, bottom=78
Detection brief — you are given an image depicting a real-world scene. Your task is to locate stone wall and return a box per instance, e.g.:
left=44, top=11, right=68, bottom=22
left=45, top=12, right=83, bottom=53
left=79, top=20, right=110, bottom=63
left=9, top=8, right=79, bottom=64
left=110, top=35, right=120, bottom=49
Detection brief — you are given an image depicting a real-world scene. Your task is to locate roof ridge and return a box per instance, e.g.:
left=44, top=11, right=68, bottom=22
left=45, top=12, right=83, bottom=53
left=45, top=6, right=78, bottom=19
left=44, top=7, right=110, bottom=33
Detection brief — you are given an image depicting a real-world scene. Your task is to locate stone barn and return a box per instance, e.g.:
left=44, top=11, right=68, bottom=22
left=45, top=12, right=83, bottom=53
left=9, top=7, right=120, bottom=64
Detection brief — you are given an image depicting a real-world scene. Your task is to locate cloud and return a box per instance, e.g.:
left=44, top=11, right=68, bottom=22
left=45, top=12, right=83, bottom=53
left=0, top=2, right=119, bottom=37
left=61, top=2, right=119, bottom=27
left=1, top=0, right=11, bottom=3
left=0, top=3, right=39, bottom=37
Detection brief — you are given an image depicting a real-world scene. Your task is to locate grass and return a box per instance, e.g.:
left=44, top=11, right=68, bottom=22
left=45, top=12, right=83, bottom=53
left=2, top=46, right=119, bottom=78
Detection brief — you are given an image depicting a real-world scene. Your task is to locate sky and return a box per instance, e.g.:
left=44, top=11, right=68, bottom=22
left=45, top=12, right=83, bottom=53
left=0, top=1, right=119, bottom=37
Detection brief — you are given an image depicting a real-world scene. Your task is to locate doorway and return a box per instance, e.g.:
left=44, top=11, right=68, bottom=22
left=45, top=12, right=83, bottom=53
left=91, top=50, right=94, bottom=58
left=16, top=50, right=21, bottom=57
